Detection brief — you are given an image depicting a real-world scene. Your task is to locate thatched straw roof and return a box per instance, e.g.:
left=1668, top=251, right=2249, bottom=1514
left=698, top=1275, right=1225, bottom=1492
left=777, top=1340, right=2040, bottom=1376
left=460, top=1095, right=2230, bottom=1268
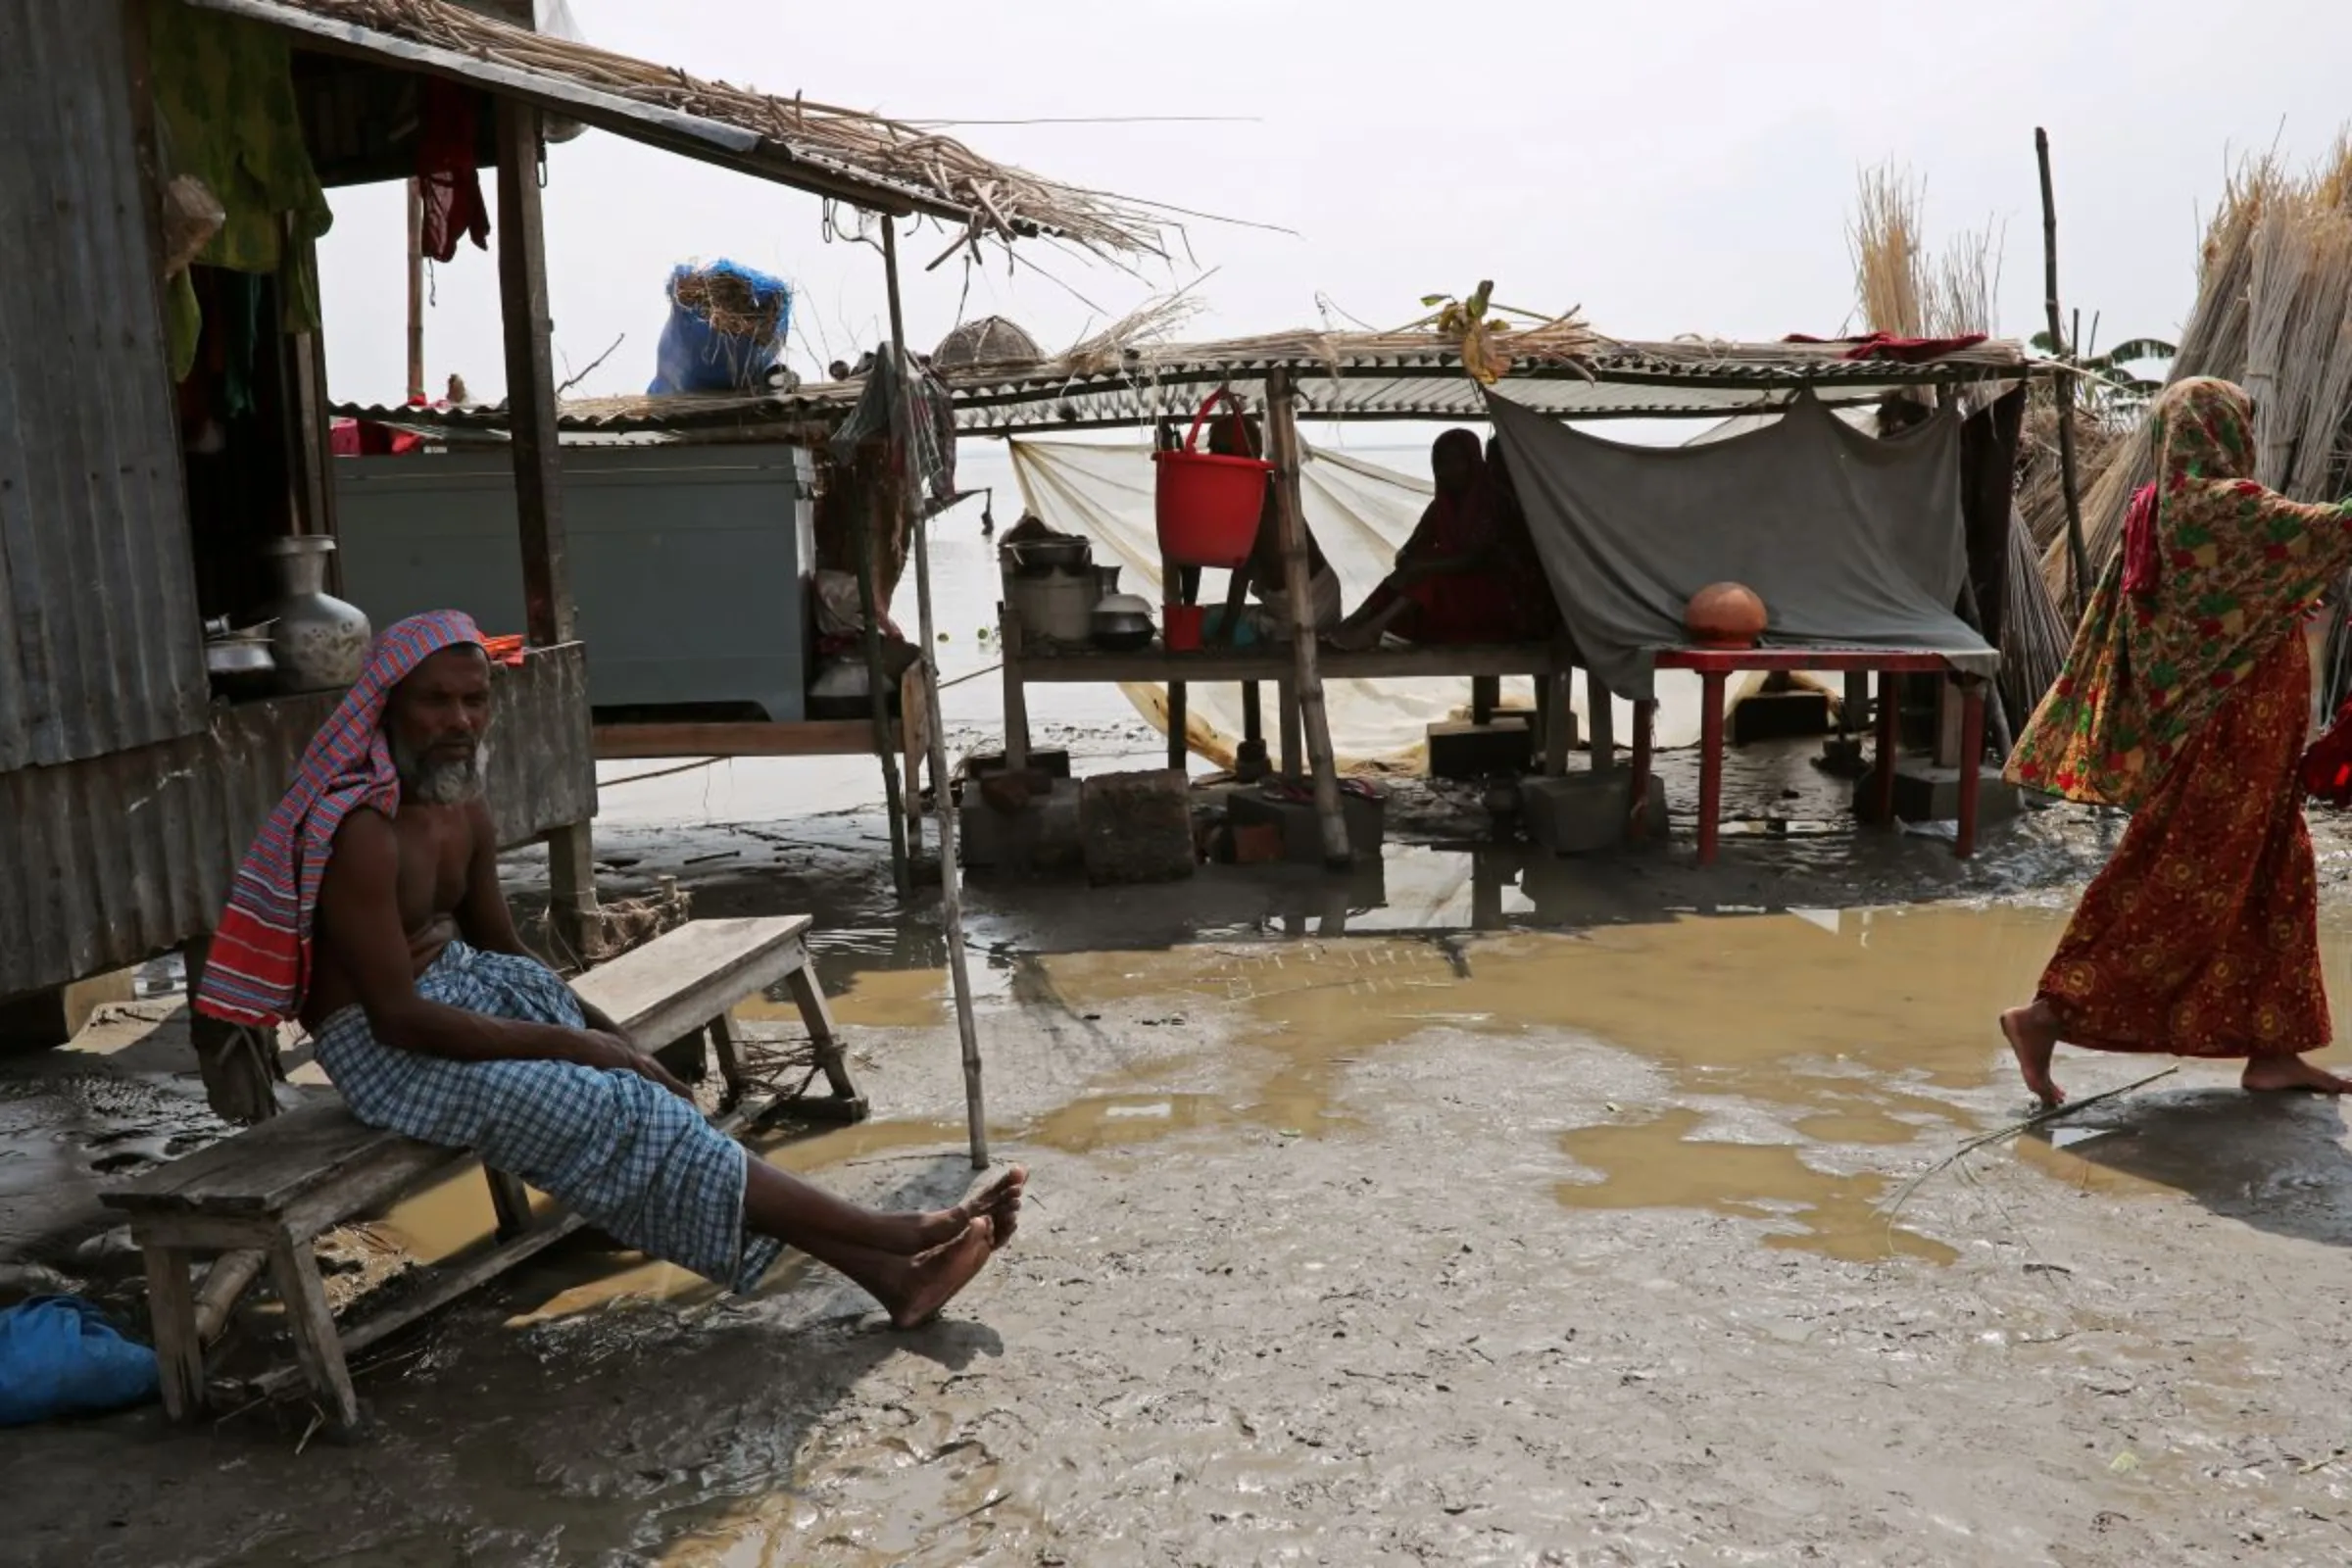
left=188, top=0, right=1175, bottom=257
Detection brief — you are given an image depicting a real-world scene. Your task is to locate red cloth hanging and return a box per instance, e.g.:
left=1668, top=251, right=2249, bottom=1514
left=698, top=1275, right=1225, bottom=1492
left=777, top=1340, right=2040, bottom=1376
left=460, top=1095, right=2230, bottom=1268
left=2302, top=699, right=2352, bottom=808
left=1782, top=330, right=1990, bottom=364
left=416, top=79, right=490, bottom=263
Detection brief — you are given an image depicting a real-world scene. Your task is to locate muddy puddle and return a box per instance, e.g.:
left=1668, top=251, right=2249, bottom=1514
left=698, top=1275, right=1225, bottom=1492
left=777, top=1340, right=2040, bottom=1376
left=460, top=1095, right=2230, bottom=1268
left=368, top=899, right=2352, bottom=1329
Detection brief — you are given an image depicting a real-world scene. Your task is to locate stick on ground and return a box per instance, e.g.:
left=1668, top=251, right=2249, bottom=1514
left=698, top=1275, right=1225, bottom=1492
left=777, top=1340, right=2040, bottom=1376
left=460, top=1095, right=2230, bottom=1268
left=1879, top=1065, right=2180, bottom=1222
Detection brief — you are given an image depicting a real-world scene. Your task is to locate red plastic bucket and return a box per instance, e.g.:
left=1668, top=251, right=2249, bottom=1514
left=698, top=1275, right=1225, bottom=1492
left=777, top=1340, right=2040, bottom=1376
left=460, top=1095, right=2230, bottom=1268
left=1152, top=389, right=1272, bottom=569
left=1163, top=603, right=1205, bottom=652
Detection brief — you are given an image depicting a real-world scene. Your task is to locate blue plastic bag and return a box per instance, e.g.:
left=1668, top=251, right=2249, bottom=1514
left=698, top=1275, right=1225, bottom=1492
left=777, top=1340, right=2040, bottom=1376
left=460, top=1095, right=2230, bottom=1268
left=0, top=1297, right=160, bottom=1425
left=647, top=260, right=792, bottom=395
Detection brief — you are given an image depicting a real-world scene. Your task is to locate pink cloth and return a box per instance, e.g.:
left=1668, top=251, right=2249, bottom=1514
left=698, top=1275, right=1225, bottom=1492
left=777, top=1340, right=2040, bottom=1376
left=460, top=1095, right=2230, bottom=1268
left=195, top=612, right=519, bottom=1027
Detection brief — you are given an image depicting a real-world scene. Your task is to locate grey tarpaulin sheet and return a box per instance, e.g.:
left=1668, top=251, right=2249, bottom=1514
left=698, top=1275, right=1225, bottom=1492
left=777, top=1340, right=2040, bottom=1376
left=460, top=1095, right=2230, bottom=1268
left=1487, top=389, right=1998, bottom=701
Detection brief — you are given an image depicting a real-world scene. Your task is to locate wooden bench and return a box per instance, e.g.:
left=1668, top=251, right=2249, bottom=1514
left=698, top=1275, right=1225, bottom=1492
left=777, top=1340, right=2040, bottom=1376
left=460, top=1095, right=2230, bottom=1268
left=102, top=916, right=865, bottom=1434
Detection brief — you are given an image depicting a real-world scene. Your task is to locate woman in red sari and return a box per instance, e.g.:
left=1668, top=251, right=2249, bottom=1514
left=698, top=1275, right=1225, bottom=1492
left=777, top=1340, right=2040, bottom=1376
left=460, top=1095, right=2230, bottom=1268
left=2001, top=377, right=2352, bottom=1104
left=1329, top=428, right=1555, bottom=650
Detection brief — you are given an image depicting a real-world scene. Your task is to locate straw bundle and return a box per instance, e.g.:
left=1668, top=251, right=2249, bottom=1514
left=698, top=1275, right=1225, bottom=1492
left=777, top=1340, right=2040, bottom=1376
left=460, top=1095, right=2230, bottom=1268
left=293, top=0, right=1172, bottom=258
left=670, top=267, right=784, bottom=341
left=1852, top=167, right=1926, bottom=339
left=1848, top=166, right=2066, bottom=721
left=2037, top=142, right=2352, bottom=605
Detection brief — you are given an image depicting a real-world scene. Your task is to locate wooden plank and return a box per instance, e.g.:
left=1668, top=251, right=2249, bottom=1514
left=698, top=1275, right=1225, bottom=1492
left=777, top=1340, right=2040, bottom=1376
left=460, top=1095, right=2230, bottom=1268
left=571, top=915, right=813, bottom=1049
left=1654, top=648, right=1962, bottom=675
left=782, top=945, right=865, bottom=1110
left=1013, top=640, right=1570, bottom=685
left=484, top=1169, right=533, bottom=1241
left=103, top=1102, right=420, bottom=1215
left=246, top=1213, right=595, bottom=1403
left=495, top=99, right=572, bottom=648
left=593, top=719, right=898, bottom=760
left=707, top=1012, right=747, bottom=1097
left=142, top=1246, right=203, bottom=1422
left=268, top=1233, right=362, bottom=1433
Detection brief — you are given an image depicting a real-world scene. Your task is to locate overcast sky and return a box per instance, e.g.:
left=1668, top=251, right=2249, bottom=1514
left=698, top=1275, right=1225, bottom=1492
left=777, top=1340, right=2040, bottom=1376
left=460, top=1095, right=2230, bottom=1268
left=318, top=0, right=2352, bottom=411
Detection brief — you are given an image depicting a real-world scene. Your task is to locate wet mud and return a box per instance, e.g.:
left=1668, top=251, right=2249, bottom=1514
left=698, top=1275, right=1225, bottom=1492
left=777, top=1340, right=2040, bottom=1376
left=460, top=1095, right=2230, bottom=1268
left=11, top=740, right=2352, bottom=1563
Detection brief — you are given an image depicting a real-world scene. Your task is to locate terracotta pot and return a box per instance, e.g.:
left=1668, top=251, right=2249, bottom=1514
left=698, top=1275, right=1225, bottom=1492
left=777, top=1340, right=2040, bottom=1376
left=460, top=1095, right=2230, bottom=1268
left=1684, top=581, right=1768, bottom=648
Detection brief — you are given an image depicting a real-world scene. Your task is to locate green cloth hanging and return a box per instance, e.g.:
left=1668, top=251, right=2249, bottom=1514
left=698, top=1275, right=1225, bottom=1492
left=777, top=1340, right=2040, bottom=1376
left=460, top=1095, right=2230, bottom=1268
left=150, top=1, right=333, bottom=378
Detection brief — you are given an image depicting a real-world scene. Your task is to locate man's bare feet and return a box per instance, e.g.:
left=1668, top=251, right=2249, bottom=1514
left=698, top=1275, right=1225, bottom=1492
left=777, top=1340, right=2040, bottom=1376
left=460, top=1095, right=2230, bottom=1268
left=907, top=1165, right=1025, bottom=1253
left=886, top=1215, right=998, bottom=1330
left=2000, top=1003, right=2065, bottom=1107
left=2242, top=1055, right=2352, bottom=1094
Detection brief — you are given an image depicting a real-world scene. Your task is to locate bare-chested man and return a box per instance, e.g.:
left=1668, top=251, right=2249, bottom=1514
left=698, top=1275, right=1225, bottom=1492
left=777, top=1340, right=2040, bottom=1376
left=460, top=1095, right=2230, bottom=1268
left=197, top=611, right=1018, bottom=1326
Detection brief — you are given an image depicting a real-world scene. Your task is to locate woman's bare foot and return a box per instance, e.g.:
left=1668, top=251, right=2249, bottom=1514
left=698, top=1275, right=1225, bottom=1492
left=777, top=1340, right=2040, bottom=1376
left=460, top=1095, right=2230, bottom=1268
left=906, top=1165, right=1025, bottom=1253
left=886, top=1216, right=998, bottom=1330
left=2242, top=1055, right=2352, bottom=1094
left=2000, top=1004, right=2065, bottom=1107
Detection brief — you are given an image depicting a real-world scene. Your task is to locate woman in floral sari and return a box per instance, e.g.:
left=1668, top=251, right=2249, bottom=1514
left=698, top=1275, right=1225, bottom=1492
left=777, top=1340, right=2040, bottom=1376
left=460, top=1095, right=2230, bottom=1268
left=2001, top=377, right=2352, bottom=1105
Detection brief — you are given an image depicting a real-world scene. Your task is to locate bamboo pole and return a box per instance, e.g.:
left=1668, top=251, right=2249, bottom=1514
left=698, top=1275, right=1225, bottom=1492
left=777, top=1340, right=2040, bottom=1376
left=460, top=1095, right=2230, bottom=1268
left=1264, top=369, right=1352, bottom=868
left=2036, top=128, right=2091, bottom=621
left=405, top=178, right=425, bottom=403
left=851, top=456, right=910, bottom=893
left=880, top=218, right=989, bottom=1168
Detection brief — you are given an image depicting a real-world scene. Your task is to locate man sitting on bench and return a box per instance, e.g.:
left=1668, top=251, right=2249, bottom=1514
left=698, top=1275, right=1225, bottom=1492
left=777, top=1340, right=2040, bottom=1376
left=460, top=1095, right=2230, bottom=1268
left=195, top=610, right=1021, bottom=1328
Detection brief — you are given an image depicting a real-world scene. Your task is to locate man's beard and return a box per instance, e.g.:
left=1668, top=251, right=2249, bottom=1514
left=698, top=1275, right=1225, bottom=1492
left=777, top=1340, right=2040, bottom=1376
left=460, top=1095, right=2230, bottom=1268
left=391, top=732, right=489, bottom=806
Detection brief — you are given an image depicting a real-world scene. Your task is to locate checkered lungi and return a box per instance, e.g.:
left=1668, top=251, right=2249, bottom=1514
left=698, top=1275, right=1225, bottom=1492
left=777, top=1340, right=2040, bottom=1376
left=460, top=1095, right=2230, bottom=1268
left=312, top=941, right=784, bottom=1293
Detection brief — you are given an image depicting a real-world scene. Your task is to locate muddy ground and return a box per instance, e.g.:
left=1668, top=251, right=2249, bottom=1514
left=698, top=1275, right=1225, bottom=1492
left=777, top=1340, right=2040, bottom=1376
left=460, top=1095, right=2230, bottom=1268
left=10, top=736, right=2352, bottom=1566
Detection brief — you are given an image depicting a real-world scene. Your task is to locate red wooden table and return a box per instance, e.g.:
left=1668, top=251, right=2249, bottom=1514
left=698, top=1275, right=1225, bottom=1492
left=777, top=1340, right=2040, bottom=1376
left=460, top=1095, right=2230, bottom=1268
left=1636, top=648, right=1987, bottom=865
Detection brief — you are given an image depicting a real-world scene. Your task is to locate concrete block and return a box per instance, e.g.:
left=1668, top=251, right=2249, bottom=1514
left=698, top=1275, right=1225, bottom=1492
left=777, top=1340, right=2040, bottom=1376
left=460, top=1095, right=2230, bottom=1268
left=959, top=778, right=1083, bottom=876
left=0, top=969, right=136, bottom=1051
left=1523, top=772, right=1667, bottom=856
left=1428, top=718, right=1533, bottom=780
left=1856, top=763, right=2023, bottom=826
left=1731, top=689, right=1832, bottom=746
left=1081, top=769, right=1197, bottom=885
left=966, top=748, right=1072, bottom=782
left=1230, top=822, right=1286, bottom=865
left=1228, top=783, right=1387, bottom=864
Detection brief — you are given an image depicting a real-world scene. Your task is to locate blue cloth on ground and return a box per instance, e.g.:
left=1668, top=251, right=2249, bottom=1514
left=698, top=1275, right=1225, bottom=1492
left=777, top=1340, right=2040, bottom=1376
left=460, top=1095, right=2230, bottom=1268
left=647, top=260, right=791, bottom=395
left=312, top=941, right=782, bottom=1294
left=0, top=1297, right=160, bottom=1425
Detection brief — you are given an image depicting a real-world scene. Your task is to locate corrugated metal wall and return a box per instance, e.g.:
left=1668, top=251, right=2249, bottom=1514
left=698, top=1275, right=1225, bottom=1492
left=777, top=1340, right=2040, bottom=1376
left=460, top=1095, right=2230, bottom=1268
left=0, top=644, right=596, bottom=999
left=0, top=0, right=208, bottom=771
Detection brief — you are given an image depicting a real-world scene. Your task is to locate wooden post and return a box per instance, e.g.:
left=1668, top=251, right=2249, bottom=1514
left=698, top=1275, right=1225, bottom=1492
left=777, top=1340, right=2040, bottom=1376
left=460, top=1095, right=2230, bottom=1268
left=1001, top=602, right=1031, bottom=768
left=853, top=453, right=910, bottom=892
left=1265, top=370, right=1351, bottom=869
left=1165, top=544, right=1188, bottom=772
left=1872, top=671, right=1901, bottom=825
left=2037, top=128, right=2091, bottom=621
left=1586, top=667, right=1616, bottom=774
left=881, top=218, right=989, bottom=1169
left=1695, top=670, right=1727, bottom=866
left=1157, top=416, right=1189, bottom=772
left=496, top=100, right=597, bottom=953
left=405, top=177, right=425, bottom=404
left=1956, top=679, right=1985, bottom=860
left=141, top=1246, right=203, bottom=1422
left=495, top=104, right=570, bottom=649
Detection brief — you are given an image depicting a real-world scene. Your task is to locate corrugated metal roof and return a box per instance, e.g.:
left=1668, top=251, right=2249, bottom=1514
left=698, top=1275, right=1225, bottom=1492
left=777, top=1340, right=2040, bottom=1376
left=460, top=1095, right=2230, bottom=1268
left=337, top=334, right=2042, bottom=440
left=0, top=0, right=209, bottom=772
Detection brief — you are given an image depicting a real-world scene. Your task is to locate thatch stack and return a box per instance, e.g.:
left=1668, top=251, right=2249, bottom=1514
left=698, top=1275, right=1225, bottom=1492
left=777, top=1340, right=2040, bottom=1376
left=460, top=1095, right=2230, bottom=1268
left=1851, top=165, right=2069, bottom=729
left=2038, top=141, right=2352, bottom=607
